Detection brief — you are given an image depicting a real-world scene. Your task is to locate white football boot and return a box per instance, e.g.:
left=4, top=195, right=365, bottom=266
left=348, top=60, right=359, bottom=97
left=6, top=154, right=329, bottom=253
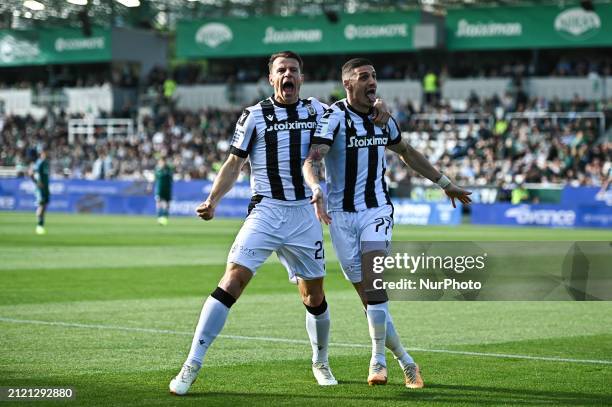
left=312, top=362, right=338, bottom=386
left=169, top=364, right=200, bottom=395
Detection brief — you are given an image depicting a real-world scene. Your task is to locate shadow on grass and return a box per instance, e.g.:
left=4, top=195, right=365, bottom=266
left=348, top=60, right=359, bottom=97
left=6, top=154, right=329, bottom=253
left=187, top=384, right=612, bottom=406
left=414, top=382, right=612, bottom=405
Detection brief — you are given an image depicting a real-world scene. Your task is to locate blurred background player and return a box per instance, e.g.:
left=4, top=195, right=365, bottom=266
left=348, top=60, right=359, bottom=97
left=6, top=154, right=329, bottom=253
left=154, top=157, right=173, bottom=225
left=304, top=58, right=472, bottom=388
left=29, top=149, right=50, bottom=235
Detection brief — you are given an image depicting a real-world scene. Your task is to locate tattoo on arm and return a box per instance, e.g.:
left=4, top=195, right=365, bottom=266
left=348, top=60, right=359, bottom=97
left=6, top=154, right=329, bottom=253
left=304, top=144, right=330, bottom=184
left=308, top=144, right=329, bottom=161
left=308, top=144, right=329, bottom=179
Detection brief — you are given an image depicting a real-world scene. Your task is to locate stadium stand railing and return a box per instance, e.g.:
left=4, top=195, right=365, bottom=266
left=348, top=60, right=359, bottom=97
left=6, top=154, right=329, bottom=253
left=0, top=166, right=18, bottom=178
left=409, top=113, right=495, bottom=127
left=68, top=118, right=135, bottom=144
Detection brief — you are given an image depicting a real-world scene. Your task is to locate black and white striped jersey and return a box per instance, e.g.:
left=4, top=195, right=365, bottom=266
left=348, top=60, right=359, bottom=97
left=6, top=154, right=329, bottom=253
left=312, top=98, right=402, bottom=212
left=230, top=96, right=327, bottom=201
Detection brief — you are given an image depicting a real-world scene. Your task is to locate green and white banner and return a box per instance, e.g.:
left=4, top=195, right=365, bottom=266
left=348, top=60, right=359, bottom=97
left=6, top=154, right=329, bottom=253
left=0, top=27, right=111, bottom=66
left=447, top=4, right=612, bottom=50
left=177, top=12, right=419, bottom=58
left=178, top=5, right=612, bottom=58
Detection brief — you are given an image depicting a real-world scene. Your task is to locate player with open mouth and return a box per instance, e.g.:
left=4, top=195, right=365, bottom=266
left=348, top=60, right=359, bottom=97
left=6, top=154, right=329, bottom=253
left=303, top=58, right=471, bottom=388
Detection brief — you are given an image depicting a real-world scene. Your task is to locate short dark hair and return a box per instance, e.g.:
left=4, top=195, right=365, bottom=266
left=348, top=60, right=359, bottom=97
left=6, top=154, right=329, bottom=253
left=268, top=51, right=303, bottom=73
left=341, top=58, right=374, bottom=79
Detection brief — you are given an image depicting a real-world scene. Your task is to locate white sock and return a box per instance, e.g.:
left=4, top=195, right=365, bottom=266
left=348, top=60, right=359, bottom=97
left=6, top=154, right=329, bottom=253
left=385, top=313, right=414, bottom=368
left=366, top=302, right=388, bottom=366
left=306, top=308, right=330, bottom=364
left=185, top=296, right=230, bottom=368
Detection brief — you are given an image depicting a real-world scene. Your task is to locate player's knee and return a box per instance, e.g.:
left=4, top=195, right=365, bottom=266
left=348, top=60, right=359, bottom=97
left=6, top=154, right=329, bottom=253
left=302, top=287, right=325, bottom=307
left=302, top=292, right=324, bottom=308
left=304, top=296, right=327, bottom=315
left=300, top=279, right=325, bottom=307
left=219, top=263, right=253, bottom=299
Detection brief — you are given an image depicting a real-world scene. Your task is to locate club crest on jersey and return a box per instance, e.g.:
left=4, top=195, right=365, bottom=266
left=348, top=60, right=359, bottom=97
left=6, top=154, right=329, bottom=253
left=306, top=104, right=316, bottom=116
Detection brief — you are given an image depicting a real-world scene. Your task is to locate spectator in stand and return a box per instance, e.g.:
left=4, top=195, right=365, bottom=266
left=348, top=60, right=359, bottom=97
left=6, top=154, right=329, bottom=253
left=92, top=149, right=113, bottom=180
left=422, top=70, right=439, bottom=106
left=511, top=179, right=530, bottom=204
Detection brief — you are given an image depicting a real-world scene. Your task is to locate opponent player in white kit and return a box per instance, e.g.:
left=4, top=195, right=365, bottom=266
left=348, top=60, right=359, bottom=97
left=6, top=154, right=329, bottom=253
left=169, top=52, right=390, bottom=395
left=303, top=58, right=472, bottom=388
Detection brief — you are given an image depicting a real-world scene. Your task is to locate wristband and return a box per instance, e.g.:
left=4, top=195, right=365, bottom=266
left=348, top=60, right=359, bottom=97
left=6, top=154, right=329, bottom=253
left=436, top=174, right=451, bottom=189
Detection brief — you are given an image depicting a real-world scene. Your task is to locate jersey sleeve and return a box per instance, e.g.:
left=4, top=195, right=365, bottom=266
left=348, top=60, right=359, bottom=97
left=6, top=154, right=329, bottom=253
left=312, top=107, right=342, bottom=146
left=387, top=116, right=402, bottom=146
left=229, top=108, right=257, bottom=158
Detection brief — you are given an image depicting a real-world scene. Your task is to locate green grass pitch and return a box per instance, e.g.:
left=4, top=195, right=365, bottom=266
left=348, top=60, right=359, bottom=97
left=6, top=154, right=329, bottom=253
left=1, top=211, right=611, bottom=406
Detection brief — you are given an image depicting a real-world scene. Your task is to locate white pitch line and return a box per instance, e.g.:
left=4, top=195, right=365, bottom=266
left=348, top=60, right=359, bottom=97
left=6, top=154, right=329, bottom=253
left=1, top=317, right=611, bottom=366
left=404, top=347, right=612, bottom=365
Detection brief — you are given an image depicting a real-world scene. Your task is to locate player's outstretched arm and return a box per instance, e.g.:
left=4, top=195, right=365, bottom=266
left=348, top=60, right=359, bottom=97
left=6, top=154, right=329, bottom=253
left=387, top=138, right=472, bottom=208
left=303, top=143, right=332, bottom=225
left=196, top=154, right=246, bottom=221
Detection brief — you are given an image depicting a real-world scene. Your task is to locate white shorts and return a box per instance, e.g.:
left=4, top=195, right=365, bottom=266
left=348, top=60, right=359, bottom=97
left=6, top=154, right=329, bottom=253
left=227, top=197, right=326, bottom=281
left=329, top=204, right=393, bottom=283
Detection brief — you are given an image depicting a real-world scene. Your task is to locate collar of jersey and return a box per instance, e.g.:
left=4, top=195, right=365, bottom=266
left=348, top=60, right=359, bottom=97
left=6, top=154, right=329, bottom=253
left=270, top=96, right=300, bottom=109
left=344, top=100, right=373, bottom=120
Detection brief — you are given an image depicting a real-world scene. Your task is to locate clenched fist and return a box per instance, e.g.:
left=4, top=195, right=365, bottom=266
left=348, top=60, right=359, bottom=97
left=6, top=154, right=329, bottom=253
left=196, top=200, right=216, bottom=221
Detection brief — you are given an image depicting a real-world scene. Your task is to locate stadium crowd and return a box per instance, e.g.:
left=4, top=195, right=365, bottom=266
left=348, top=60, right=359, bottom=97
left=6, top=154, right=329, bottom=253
left=2, top=55, right=610, bottom=195
left=0, top=108, right=239, bottom=181
left=1, top=54, right=610, bottom=89
left=390, top=93, right=612, bottom=188
left=149, top=53, right=612, bottom=85
left=2, top=89, right=610, bottom=189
